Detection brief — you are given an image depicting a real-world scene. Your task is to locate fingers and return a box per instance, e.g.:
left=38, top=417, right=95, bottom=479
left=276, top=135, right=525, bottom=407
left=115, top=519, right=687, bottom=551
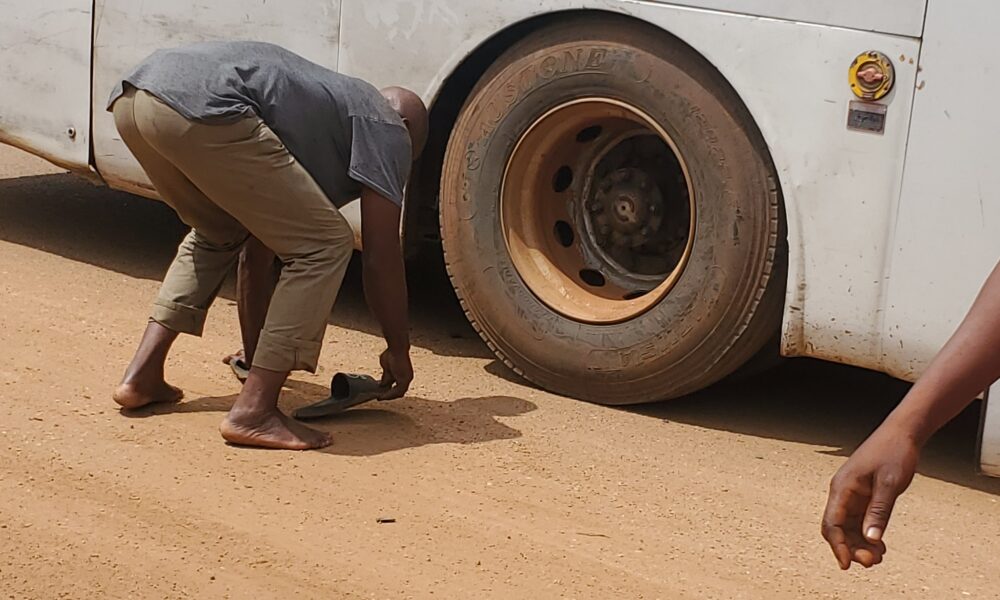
left=378, top=372, right=412, bottom=400
left=822, top=523, right=887, bottom=570
left=378, top=383, right=408, bottom=401
left=379, top=352, right=396, bottom=388
left=821, top=523, right=853, bottom=570
left=823, top=471, right=893, bottom=570
left=862, top=471, right=901, bottom=544
left=379, top=369, right=396, bottom=389
left=378, top=375, right=413, bottom=400
left=852, top=543, right=886, bottom=568
left=376, top=349, right=412, bottom=400
left=822, top=491, right=853, bottom=570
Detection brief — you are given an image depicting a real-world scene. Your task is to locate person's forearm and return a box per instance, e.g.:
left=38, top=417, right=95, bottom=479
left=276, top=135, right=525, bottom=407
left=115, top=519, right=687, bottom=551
left=237, top=237, right=280, bottom=364
left=362, top=243, right=410, bottom=353
left=882, top=261, right=1000, bottom=445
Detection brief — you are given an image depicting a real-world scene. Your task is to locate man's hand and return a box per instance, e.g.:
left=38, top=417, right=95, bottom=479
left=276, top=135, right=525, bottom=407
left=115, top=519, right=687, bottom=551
left=822, top=424, right=919, bottom=570
left=378, top=348, right=413, bottom=400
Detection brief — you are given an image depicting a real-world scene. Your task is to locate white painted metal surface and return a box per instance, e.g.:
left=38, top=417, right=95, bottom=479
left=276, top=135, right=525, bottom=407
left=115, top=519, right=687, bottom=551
left=91, top=0, right=344, bottom=198
left=880, top=1, right=1000, bottom=382
left=340, top=0, right=921, bottom=372
left=0, top=1, right=92, bottom=170
left=982, top=386, right=1000, bottom=477
left=647, top=0, right=927, bottom=37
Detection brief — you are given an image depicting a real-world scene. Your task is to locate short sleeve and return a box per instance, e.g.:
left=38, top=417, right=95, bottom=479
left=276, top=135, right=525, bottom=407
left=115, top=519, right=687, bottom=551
left=347, top=116, right=412, bottom=206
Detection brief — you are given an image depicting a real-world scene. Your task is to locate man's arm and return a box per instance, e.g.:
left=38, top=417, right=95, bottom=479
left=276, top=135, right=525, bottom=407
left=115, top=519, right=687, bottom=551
left=360, top=186, right=412, bottom=399
left=822, top=260, right=1000, bottom=569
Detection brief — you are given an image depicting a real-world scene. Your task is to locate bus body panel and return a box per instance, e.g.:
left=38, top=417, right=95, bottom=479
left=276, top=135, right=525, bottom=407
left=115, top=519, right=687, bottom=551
left=644, top=0, right=927, bottom=37
left=0, top=0, right=92, bottom=171
left=880, top=1, right=1000, bottom=381
left=339, top=0, right=921, bottom=373
left=90, top=0, right=344, bottom=199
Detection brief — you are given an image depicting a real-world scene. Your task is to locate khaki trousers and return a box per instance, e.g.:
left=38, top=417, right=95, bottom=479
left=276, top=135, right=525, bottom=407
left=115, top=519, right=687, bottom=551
left=112, top=88, right=353, bottom=373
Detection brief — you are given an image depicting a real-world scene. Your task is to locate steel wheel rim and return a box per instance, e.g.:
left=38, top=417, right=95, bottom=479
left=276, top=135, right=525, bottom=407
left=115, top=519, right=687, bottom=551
left=500, top=98, right=696, bottom=324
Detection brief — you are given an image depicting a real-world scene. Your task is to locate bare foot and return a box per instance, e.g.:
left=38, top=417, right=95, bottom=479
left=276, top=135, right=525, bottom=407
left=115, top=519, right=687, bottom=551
left=113, top=381, right=184, bottom=409
left=220, top=409, right=332, bottom=450
left=222, top=349, right=245, bottom=366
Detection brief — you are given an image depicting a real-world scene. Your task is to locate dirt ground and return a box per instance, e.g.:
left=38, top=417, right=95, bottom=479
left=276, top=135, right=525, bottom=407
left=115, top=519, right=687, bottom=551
left=0, top=145, right=998, bottom=600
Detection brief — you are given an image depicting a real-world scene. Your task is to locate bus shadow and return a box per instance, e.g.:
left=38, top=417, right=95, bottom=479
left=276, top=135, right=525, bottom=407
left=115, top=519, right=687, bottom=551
left=7, top=173, right=993, bottom=491
left=0, top=173, right=489, bottom=359
left=0, top=173, right=187, bottom=280
left=631, top=358, right=1000, bottom=496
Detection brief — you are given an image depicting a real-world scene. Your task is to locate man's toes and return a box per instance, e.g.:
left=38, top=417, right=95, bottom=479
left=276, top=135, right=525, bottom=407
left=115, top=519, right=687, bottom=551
left=286, top=425, right=331, bottom=450
left=165, top=384, right=184, bottom=403
left=220, top=413, right=330, bottom=450
left=310, top=431, right=333, bottom=449
left=284, top=416, right=332, bottom=448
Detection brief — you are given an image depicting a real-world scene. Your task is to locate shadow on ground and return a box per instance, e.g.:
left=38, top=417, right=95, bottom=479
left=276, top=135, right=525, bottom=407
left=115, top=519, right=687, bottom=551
left=634, top=358, right=1000, bottom=495
left=125, top=377, right=536, bottom=456
left=4, top=173, right=997, bottom=491
left=0, top=173, right=489, bottom=359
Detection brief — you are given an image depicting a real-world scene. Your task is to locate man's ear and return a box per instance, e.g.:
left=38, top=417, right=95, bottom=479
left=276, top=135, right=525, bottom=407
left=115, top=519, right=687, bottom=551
left=402, top=117, right=411, bottom=129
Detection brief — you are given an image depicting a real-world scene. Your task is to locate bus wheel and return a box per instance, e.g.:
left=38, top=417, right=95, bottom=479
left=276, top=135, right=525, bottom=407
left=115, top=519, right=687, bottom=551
left=439, top=16, right=785, bottom=404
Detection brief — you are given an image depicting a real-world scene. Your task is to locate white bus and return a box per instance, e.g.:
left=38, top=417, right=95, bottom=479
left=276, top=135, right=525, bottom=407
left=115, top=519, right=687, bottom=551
left=2, top=0, right=998, bottom=473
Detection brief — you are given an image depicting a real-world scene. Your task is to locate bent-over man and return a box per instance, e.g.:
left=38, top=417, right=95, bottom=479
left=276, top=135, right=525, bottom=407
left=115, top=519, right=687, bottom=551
left=108, top=41, right=428, bottom=450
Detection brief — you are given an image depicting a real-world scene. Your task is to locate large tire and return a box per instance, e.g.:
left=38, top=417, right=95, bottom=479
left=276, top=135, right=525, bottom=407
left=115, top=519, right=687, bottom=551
left=440, top=16, right=785, bottom=404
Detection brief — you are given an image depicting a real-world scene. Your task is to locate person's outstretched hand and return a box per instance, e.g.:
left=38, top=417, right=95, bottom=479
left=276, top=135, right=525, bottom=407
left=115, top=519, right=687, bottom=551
left=378, top=348, right=413, bottom=400
left=822, top=425, right=920, bottom=569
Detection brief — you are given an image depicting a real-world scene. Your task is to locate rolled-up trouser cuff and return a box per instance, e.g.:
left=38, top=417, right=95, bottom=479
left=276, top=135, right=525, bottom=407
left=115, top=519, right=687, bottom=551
left=151, top=299, right=208, bottom=336
left=253, top=330, right=322, bottom=373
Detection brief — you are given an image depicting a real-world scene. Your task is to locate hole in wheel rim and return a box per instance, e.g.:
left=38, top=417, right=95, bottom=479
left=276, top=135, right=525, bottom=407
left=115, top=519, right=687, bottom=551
left=500, top=98, right=695, bottom=324
left=552, top=166, right=573, bottom=193
left=576, top=125, right=603, bottom=143
left=554, top=221, right=575, bottom=248
left=579, top=269, right=606, bottom=287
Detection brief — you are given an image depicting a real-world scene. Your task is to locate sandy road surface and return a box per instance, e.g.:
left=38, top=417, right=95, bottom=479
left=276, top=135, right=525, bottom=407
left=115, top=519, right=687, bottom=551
left=0, top=145, right=998, bottom=599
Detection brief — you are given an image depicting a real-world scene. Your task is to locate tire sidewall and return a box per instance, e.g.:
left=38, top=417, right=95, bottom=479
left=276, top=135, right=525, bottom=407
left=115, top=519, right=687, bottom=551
left=442, top=35, right=775, bottom=399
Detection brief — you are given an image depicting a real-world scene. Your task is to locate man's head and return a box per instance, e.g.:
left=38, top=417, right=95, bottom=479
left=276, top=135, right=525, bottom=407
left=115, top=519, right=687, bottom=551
left=381, top=87, right=429, bottom=160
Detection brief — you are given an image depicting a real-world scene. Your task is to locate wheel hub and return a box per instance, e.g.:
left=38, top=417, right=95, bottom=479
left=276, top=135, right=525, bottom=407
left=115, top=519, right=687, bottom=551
left=591, top=168, right=665, bottom=250
left=500, top=98, right=695, bottom=324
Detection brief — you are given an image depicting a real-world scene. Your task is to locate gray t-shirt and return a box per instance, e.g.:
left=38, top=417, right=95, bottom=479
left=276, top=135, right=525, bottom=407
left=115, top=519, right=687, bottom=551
left=107, top=41, right=411, bottom=207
